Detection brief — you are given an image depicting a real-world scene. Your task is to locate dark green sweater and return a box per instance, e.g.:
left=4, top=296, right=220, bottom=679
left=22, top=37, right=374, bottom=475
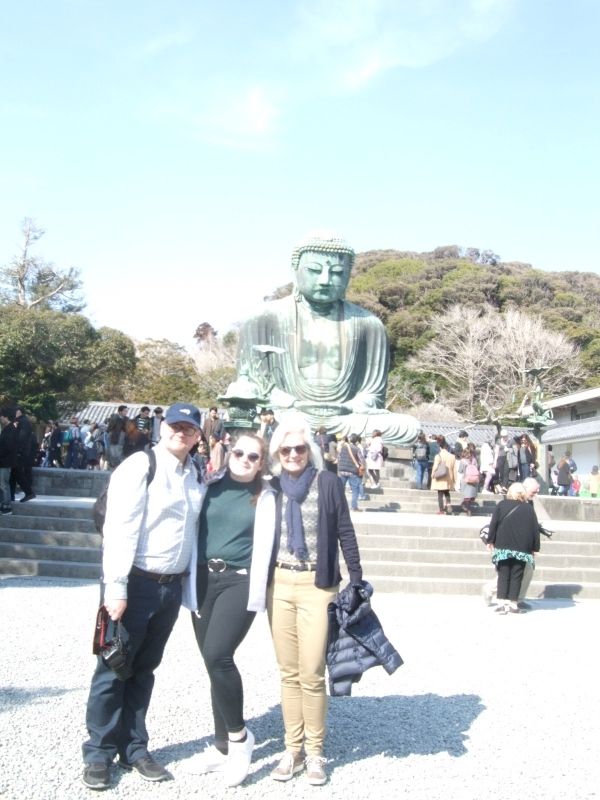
left=198, top=473, right=256, bottom=567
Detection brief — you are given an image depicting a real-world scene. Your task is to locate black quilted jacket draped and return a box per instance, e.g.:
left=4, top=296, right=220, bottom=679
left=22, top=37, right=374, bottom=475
left=326, top=581, right=403, bottom=697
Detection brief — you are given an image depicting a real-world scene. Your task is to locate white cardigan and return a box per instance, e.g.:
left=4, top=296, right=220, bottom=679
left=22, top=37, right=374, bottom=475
left=181, top=477, right=277, bottom=613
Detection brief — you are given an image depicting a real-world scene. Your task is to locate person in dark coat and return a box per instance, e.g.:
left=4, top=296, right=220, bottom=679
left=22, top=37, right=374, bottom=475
left=49, top=421, right=64, bottom=467
left=0, top=407, right=19, bottom=514
left=10, top=406, right=36, bottom=502
left=556, top=455, right=572, bottom=496
left=326, top=581, right=402, bottom=696
left=486, top=482, right=540, bottom=614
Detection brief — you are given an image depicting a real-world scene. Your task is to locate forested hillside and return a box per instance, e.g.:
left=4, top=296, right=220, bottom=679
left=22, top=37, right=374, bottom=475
left=346, top=245, right=600, bottom=420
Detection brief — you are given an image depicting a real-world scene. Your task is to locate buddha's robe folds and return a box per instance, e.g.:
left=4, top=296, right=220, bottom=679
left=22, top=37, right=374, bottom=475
left=237, top=295, right=419, bottom=446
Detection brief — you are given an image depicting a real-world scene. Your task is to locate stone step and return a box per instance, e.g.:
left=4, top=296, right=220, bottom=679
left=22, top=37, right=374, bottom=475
left=358, top=546, right=600, bottom=570
left=0, top=541, right=101, bottom=565
left=0, top=528, right=102, bottom=548
left=356, top=533, right=600, bottom=555
left=0, top=514, right=97, bottom=533
left=0, top=558, right=101, bottom=580
left=354, top=486, right=600, bottom=522
left=6, top=500, right=96, bottom=520
left=359, top=557, right=600, bottom=583
left=358, top=501, right=497, bottom=516
left=31, top=467, right=108, bottom=498
left=352, top=517, right=600, bottom=540
left=359, top=575, right=600, bottom=599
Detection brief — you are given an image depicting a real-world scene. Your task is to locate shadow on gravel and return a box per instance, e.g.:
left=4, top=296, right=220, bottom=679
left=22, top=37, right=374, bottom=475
left=326, top=693, right=484, bottom=762
left=0, top=685, right=72, bottom=710
left=161, top=692, right=484, bottom=781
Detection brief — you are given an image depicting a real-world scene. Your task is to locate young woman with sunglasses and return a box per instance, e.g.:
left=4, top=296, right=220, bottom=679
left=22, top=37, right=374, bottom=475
left=266, top=413, right=363, bottom=786
left=183, top=433, right=277, bottom=787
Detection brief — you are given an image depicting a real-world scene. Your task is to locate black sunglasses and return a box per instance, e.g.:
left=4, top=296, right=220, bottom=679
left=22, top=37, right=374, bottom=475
left=231, top=449, right=261, bottom=463
left=279, top=444, right=308, bottom=456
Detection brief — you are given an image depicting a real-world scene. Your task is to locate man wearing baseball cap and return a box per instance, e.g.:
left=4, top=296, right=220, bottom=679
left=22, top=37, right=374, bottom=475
left=82, top=402, right=203, bottom=790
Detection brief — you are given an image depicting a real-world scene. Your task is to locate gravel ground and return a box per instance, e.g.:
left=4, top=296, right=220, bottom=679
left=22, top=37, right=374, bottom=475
left=0, top=577, right=598, bottom=800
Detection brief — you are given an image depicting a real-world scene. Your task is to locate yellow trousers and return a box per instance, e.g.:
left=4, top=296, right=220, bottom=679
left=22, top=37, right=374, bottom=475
left=267, top=568, right=338, bottom=756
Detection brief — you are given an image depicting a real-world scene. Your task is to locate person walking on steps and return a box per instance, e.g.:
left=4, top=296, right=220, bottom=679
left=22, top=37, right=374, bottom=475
left=431, top=435, right=457, bottom=515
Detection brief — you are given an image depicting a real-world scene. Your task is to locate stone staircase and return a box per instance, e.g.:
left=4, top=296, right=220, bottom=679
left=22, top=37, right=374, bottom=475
left=1, top=465, right=600, bottom=598
left=352, top=515, right=600, bottom=599
left=0, top=498, right=101, bottom=579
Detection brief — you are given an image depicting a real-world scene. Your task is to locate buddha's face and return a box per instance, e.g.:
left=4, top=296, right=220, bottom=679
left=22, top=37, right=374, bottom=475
left=296, top=251, right=351, bottom=306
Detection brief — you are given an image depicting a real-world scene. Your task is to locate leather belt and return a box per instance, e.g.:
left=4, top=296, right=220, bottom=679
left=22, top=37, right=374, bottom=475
left=206, top=559, right=248, bottom=574
left=130, top=565, right=189, bottom=584
left=276, top=560, right=317, bottom=572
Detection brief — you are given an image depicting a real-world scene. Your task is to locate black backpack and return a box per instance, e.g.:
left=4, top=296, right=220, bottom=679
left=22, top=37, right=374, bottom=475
left=93, top=449, right=157, bottom=534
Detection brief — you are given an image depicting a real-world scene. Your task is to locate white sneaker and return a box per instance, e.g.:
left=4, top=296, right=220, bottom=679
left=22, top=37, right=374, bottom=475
left=223, top=729, right=255, bottom=787
left=181, top=745, right=227, bottom=775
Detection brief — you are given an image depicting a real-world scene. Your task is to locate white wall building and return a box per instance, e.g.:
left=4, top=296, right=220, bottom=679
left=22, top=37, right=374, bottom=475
left=537, top=388, right=600, bottom=489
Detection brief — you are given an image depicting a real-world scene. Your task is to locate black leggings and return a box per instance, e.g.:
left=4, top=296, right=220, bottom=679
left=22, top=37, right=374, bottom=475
left=368, top=468, right=380, bottom=484
left=437, top=490, right=451, bottom=511
left=496, top=558, right=526, bottom=601
left=191, top=568, right=255, bottom=745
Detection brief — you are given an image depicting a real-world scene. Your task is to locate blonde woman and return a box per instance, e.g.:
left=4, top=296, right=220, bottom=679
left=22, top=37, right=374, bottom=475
left=267, top=413, right=362, bottom=785
left=486, top=482, right=540, bottom=614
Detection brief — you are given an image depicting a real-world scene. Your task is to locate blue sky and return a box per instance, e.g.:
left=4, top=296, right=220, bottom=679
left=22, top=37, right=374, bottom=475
left=1, top=0, right=598, bottom=348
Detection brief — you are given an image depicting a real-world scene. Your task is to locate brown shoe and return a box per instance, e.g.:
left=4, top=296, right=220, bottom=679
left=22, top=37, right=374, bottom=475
left=271, top=751, right=304, bottom=782
left=305, top=756, right=327, bottom=786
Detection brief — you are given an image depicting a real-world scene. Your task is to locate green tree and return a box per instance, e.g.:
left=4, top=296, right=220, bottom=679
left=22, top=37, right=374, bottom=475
left=82, top=327, right=138, bottom=401
left=0, top=218, right=84, bottom=312
left=196, top=366, right=237, bottom=407
left=0, top=306, right=133, bottom=418
left=126, top=339, right=200, bottom=405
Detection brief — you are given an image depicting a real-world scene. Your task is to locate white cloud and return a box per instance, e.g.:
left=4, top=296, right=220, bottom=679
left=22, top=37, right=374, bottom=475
left=292, top=0, right=516, bottom=90
left=130, top=30, right=195, bottom=61
left=191, top=84, right=282, bottom=151
left=139, top=0, right=515, bottom=150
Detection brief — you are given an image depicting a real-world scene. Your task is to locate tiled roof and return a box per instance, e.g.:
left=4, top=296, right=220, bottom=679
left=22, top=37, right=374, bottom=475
left=418, top=421, right=531, bottom=446
left=66, top=402, right=211, bottom=426
left=541, top=419, right=600, bottom=444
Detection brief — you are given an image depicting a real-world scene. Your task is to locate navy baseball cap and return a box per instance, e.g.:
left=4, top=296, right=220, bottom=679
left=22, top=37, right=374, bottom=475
left=164, top=402, right=202, bottom=429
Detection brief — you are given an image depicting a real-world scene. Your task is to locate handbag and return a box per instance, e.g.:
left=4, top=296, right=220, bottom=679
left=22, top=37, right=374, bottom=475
left=479, top=504, right=519, bottom=544
left=92, top=604, right=109, bottom=655
left=92, top=606, right=132, bottom=680
left=432, top=459, right=448, bottom=479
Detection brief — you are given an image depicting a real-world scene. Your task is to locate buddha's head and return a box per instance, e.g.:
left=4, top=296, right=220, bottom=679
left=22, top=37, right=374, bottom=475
left=291, top=233, right=355, bottom=307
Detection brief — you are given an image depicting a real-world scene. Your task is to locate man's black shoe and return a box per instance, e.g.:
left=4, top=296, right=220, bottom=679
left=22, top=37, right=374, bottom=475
left=82, top=762, right=111, bottom=790
left=19, top=493, right=36, bottom=503
left=119, top=755, right=170, bottom=782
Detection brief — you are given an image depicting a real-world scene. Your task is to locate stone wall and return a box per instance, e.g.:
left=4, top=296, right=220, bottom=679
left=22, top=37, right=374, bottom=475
left=32, top=467, right=109, bottom=498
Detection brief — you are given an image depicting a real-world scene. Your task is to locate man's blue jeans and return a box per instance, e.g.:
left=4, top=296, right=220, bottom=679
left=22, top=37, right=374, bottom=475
left=339, top=473, right=362, bottom=510
left=82, top=573, right=182, bottom=765
left=414, top=460, right=429, bottom=489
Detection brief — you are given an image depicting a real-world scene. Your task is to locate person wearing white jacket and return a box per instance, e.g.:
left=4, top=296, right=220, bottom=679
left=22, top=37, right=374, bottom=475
left=182, top=433, right=277, bottom=788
